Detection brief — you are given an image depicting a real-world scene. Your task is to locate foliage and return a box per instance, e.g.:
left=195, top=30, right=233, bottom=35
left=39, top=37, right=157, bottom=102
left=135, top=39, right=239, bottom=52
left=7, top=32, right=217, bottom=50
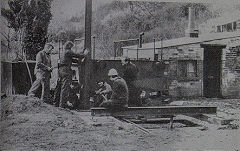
left=90, top=1, right=214, bottom=59
left=1, top=0, right=53, bottom=60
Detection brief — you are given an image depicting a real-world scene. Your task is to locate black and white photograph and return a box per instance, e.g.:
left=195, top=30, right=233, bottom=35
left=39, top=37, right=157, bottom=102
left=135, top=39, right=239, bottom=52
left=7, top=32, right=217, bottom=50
left=1, top=0, right=240, bottom=150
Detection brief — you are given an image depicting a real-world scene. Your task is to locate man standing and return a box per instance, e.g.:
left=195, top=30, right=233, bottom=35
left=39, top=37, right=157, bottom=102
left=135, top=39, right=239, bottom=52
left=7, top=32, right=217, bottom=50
left=28, top=43, right=54, bottom=103
left=55, top=41, right=88, bottom=109
left=121, top=57, right=140, bottom=106
left=100, top=68, right=128, bottom=110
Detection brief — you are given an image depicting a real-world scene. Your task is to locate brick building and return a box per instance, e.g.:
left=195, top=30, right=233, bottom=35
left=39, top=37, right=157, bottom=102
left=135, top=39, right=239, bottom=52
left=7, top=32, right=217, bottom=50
left=199, top=10, right=240, bottom=34
left=122, top=8, right=240, bottom=98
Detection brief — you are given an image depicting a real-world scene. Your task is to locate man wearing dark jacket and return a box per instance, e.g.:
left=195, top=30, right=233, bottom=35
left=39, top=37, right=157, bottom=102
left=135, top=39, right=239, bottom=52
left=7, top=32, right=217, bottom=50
left=121, top=57, right=140, bottom=106
left=100, top=68, right=128, bottom=110
left=28, top=43, right=54, bottom=102
left=54, top=41, right=88, bottom=108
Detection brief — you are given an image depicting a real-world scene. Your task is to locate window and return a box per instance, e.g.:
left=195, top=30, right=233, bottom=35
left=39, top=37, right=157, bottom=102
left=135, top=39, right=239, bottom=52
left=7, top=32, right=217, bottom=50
left=217, top=26, right=221, bottom=32
left=178, top=60, right=197, bottom=78
left=227, top=23, right=233, bottom=32
left=222, top=24, right=227, bottom=32
left=233, top=22, right=237, bottom=31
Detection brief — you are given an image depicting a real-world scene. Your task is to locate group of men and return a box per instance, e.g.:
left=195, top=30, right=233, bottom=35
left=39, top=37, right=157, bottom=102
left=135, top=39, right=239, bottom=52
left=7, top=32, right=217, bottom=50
left=28, top=40, right=139, bottom=110
left=93, top=57, right=140, bottom=109
left=28, top=41, right=88, bottom=108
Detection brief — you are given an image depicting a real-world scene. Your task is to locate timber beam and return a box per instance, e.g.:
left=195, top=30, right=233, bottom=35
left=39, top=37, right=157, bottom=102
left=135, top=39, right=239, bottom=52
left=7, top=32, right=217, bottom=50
left=91, top=106, right=217, bottom=117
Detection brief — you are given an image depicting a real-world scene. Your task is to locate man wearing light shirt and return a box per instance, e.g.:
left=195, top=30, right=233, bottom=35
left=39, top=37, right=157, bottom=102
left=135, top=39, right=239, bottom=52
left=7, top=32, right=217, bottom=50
left=28, top=43, right=54, bottom=103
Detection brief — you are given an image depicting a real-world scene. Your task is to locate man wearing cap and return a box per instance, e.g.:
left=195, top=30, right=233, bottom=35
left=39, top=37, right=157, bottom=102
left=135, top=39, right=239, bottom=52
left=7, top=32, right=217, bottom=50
left=100, top=68, right=128, bottom=110
left=54, top=41, right=89, bottom=108
left=28, top=43, right=54, bottom=103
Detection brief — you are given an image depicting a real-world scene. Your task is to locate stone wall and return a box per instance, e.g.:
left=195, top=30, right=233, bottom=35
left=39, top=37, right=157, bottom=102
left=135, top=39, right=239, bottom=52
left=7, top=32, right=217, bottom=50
left=222, top=46, right=240, bottom=98
left=159, top=44, right=204, bottom=98
left=1, top=62, right=12, bottom=95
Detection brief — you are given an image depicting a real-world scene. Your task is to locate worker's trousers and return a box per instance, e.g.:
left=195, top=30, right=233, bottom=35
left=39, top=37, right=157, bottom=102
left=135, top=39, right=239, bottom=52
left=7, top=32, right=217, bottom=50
left=28, top=72, right=50, bottom=101
left=58, top=72, right=72, bottom=108
left=100, top=98, right=128, bottom=111
left=127, top=81, right=141, bottom=107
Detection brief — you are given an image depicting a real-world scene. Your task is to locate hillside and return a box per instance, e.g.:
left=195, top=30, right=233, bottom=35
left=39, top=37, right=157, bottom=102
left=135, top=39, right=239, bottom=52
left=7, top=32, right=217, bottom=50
left=58, top=1, right=216, bottom=59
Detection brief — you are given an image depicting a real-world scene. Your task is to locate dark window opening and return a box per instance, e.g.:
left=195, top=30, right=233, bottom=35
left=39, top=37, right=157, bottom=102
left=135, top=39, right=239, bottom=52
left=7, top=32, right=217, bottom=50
left=233, top=22, right=237, bottom=31
left=236, top=51, right=240, bottom=56
left=217, top=26, right=221, bottom=32
left=178, top=60, right=197, bottom=78
left=227, top=23, right=233, bottom=32
left=222, top=24, right=227, bottom=32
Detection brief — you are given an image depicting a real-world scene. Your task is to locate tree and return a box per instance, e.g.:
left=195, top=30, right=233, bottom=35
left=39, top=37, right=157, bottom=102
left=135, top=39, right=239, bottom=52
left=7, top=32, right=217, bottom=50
left=90, top=1, right=213, bottom=59
left=1, top=0, right=53, bottom=60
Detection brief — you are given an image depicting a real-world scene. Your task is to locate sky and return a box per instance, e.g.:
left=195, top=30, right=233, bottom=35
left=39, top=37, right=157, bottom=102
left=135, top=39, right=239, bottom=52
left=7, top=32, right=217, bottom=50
left=50, top=0, right=112, bottom=22
left=49, top=0, right=112, bottom=32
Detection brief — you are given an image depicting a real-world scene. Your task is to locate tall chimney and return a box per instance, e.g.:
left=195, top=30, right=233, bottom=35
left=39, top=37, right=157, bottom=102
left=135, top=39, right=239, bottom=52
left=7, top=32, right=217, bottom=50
left=185, top=7, right=198, bottom=38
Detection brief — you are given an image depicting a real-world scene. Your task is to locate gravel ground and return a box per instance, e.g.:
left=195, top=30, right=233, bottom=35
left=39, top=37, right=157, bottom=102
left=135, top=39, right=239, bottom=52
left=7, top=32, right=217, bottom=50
left=1, top=95, right=240, bottom=151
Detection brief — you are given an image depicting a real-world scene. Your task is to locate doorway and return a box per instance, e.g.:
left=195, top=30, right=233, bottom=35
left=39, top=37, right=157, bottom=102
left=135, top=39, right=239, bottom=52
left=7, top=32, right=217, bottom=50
left=201, top=44, right=226, bottom=98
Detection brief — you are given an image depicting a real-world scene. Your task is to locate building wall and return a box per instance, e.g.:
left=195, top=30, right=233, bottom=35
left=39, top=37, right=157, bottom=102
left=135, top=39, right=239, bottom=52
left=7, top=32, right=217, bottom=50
left=222, top=45, right=240, bottom=98
left=1, top=61, right=36, bottom=96
left=1, top=62, right=12, bottom=95
left=159, top=44, right=204, bottom=98
left=84, top=60, right=168, bottom=94
left=123, top=49, right=155, bottom=60
left=158, top=37, right=240, bottom=98
left=199, top=10, right=240, bottom=34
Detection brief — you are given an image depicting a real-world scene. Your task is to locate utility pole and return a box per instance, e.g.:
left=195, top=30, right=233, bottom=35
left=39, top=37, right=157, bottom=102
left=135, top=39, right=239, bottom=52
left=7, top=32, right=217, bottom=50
left=138, top=32, right=144, bottom=60
left=113, top=41, right=116, bottom=59
left=137, top=38, right=139, bottom=60
left=139, top=32, right=144, bottom=48
left=161, top=38, right=163, bottom=60
left=92, top=36, right=96, bottom=59
left=153, top=38, right=155, bottom=61
left=82, top=0, right=92, bottom=109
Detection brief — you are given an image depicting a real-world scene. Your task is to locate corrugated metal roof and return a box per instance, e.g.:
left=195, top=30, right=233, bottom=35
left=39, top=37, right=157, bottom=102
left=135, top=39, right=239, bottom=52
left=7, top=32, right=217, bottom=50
left=122, top=31, right=240, bottom=50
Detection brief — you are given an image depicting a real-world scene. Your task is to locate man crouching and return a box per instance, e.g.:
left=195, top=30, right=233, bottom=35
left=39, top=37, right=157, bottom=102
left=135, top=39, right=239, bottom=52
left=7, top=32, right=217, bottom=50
left=100, top=68, right=128, bottom=110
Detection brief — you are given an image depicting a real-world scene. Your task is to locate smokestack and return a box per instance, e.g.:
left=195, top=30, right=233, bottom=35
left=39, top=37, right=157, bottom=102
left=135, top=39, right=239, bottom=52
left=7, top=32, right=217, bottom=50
left=185, top=7, right=198, bottom=38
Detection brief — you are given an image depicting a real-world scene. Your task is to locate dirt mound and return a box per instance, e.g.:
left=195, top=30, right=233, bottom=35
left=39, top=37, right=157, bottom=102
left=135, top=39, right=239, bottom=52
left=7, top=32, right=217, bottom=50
left=0, top=95, right=90, bottom=150
left=1, top=96, right=240, bottom=150
left=0, top=95, right=151, bottom=151
left=1, top=95, right=43, bottom=120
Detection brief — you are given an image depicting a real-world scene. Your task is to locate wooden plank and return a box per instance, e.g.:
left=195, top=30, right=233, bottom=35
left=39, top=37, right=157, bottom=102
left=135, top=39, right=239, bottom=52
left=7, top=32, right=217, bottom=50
left=202, top=113, right=235, bottom=125
left=120, top=118, right=150, bottom=134
left=176, top=114, right=215, bottom=130
left=91, top=106, right=217, bottom=117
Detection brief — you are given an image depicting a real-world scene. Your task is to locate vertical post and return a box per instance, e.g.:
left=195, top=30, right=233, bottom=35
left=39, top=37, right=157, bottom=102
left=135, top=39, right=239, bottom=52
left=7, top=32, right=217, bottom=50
left=169, top=116, right=174, bottom=129
left=138, top=32, right=144, bottom=60
left=58, top=39, right=61, bottom=69
left=92, top=36, right=95, bottom=59
left=137, top=38, right=139, bottom=60
left=114, top=41, right=116, bottom=59
left=84, top=0, right=92, bottom=50
left=83, top=0, right=92, bottom=109
left=58, top=39, right=61, bottom=59
left=153, top=38, right=155, bottom=61
left=161, top=38, right=163, bottom=60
